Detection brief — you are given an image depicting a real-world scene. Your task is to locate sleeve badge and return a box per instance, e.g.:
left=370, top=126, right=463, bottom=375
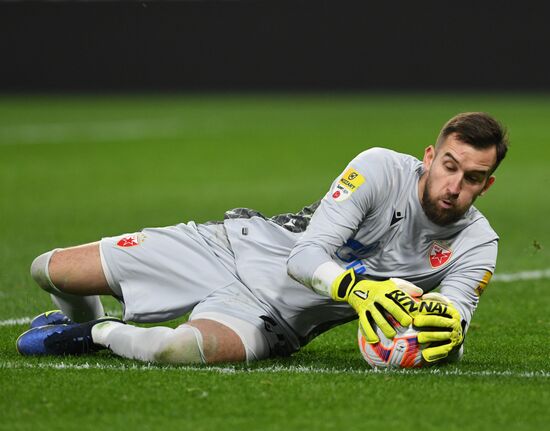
left=332, top=168, right=365, bottom=202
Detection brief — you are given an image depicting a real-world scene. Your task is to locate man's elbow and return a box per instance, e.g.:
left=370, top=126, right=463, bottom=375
left=286, top=253, right=302, bottom=284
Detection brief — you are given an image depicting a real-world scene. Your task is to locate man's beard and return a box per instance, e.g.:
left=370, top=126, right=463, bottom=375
left=421, top=175, right=470, bottom=226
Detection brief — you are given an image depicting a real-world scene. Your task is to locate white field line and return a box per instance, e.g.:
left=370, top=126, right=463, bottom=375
left=1, top=268, right=549, bottom=328
left=0, top=119, right=184, bottom=145
left=0, top=310, right=121, bottom=327
left=0, top=317, right=32, bottom=326
left=1, top=361, right=549, bottom=379
left=492, top=268, right=550, bottom=282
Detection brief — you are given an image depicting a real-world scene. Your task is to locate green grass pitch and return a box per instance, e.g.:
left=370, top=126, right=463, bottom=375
left=0, top=94, right=549, bottom=430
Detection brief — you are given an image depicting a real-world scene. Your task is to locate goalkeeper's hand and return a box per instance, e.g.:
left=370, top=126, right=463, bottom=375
left=330, top=269, right=423, bottom=343
left=412, top=292, right=464, bottom=363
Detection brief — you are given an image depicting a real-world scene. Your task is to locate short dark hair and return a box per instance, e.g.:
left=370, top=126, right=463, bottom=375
left=436, top=112, right=509, bottom=173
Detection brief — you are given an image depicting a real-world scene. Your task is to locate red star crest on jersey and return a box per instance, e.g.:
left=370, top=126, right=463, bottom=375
left=429, top=242, right=452, bottom=268
left=116, top=234, right=145, bottom=248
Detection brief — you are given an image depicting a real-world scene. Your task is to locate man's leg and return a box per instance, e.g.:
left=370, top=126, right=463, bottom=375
left=31, top=242, right=113, bottom=322
left=91, top=319, right=246, bottom=363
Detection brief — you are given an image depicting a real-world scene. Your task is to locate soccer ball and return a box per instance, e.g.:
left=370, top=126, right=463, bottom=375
left=358, top=323, right=425, bottom=369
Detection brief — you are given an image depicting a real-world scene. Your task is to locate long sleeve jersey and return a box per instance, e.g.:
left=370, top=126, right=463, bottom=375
left=221, top=147, right=497, bottom=348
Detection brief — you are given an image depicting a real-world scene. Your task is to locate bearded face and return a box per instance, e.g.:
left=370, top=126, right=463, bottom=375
left=421, top=170, right=474, bottom=226
left=419, top=135, right=497, bottom=226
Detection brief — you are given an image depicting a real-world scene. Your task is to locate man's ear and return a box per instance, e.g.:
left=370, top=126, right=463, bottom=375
left=480, top=176, right=495, bottom=196
left=423, top=145, right=436, bottom=171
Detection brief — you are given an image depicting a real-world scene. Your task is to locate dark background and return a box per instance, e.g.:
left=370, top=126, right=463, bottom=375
left=2, top=0, right=550, bottom=92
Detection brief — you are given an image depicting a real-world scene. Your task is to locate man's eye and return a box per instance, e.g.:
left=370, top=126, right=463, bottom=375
left=444, top=164, right=456, bottom=171
left=466, top=175, right=482, bottom=183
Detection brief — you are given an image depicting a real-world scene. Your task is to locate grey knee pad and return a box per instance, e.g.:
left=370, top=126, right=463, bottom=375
left=30, top=249, right=62, bottom=294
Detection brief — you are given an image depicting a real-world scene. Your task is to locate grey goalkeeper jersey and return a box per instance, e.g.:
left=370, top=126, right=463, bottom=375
left=222, top=148, right=498, bottom=347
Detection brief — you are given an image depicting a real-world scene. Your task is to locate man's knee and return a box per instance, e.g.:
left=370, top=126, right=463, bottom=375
left=154, top=325, right=206, bottom=364
left=30, top=249, right=61, bottom=294
left=31, top=243, right=113, bottom=296
left=187, top=319, right=247, bottom=363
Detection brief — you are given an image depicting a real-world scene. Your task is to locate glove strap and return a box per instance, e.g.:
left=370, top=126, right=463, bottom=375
left=331, top=269, right=357, bottom=301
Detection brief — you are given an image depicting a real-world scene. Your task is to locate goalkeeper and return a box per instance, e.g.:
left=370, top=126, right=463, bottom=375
left=17, top=112, right=508, bottom=366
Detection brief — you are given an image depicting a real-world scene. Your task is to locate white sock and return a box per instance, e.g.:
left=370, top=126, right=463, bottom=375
left=50, top=293, right=105, bottom=323
left=92, top=322, right=206, bottom=364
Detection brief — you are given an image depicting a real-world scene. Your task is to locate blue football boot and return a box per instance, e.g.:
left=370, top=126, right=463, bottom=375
left=16, top=317, right=123, bottom=356
left=30, top=310, right=73, bottom=328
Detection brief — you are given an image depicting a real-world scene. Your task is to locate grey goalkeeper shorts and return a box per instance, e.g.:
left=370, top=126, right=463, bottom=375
left=99, top=222, right=294, bottom=360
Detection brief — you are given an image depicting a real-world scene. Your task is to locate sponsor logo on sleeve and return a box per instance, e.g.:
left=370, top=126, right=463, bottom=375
left=428, top=242, right=452, bottom=268
left=332, top=168, right=365, bottom=201
left=332, top=184, right=350, bottom=201
left=116, top=233, right=146, bottom=248
left=475, top=271, right=493, bottom=296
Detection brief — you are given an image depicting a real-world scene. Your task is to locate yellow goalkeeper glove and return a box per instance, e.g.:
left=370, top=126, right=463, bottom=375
left=330, top=269, right=422, bottom=343
left=411, top=292, right=464, bottom=363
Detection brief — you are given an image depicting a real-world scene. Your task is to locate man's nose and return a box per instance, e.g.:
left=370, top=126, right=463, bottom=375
left=447, top=174, right=462, bottom=197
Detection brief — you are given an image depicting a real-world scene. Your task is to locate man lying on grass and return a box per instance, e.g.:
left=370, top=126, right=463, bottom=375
left=17, top=112, right=508, bottom=367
